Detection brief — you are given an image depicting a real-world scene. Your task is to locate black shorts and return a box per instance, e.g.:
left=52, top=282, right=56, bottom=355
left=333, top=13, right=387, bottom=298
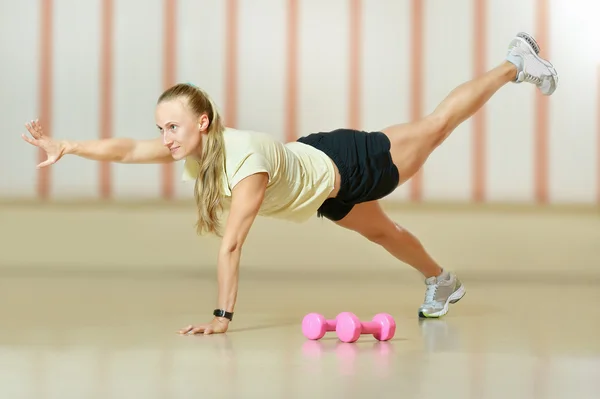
left=297, top=128, right=400, bottom=221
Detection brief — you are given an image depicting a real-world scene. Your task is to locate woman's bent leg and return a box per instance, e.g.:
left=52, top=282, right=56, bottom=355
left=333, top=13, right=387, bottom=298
left=335, top=200, right=465, bottom=318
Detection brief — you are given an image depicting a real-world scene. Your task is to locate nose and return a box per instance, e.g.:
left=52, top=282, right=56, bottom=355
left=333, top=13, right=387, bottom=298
left=163, top=132, right=173, bottom=147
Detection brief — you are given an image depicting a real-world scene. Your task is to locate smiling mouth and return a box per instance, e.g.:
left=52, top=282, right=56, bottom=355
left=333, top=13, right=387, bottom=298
left=170, top=146, right=180, bottom=153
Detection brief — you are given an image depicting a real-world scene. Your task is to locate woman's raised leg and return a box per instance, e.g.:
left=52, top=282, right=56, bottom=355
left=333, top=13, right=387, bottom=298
left=382, top=32, right=558, bottom=185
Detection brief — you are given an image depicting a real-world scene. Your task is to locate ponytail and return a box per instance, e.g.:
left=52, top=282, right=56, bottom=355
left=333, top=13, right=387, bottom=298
left=158, top=83, right=227, bottom=236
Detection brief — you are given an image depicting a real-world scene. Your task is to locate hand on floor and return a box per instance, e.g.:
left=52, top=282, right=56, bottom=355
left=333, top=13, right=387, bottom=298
left=179, top=318, right=230, bottom=335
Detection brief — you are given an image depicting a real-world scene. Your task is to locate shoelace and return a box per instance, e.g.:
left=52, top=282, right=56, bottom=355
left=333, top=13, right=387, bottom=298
left=423, top=283, right=438, bottom=304
left=514, top=48, right=548, bottom=87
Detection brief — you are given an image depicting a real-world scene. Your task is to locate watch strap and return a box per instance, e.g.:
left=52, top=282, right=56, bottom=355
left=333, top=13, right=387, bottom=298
left=213, top=309, right=234, bottom=321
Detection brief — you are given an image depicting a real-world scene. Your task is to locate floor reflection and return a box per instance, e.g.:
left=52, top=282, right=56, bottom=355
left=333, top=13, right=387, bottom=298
left=0, top=274, right=599, bottom=398
left=301, top=339, right=394, bottom=377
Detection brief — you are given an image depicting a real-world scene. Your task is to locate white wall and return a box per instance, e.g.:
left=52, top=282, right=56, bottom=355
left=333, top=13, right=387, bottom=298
left=1, top=0, right=598, bottom=204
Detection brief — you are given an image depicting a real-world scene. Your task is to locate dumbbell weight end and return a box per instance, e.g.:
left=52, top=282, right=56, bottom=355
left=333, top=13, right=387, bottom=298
left=302, top=313, right=338, bottom=340
left=335, top=312, right=396, bottom=343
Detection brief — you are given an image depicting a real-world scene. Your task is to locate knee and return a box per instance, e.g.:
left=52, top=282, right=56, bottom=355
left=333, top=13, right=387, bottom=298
left=362, top=229, right=388, bottom=244
left=360, top=223, right=401, bottom=245
left=427, top=113, right=451, bottom=141
left=362, top=222, right=418, bottom=246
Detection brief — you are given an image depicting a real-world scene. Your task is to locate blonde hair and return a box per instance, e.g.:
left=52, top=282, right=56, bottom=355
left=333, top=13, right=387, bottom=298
left=158, top=83, right=226, bottom=236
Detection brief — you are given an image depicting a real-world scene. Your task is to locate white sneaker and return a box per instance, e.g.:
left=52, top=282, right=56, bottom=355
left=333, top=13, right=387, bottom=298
left=418, top=270, right=465, bottom=318
left=506, top=32, right=558, bottom=96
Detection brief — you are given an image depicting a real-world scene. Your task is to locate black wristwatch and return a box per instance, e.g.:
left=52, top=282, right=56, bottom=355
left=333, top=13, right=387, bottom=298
left=213, top=309, right=234, bottom=321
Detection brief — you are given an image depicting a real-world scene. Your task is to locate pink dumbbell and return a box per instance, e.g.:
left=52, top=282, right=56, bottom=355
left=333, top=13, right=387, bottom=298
left=335, top=312, right=396, bottom=343
left=302, top=313, right=341, bottom=340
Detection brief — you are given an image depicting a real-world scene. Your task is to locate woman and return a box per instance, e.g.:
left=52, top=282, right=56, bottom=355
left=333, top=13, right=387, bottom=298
left=22, top=32, right=557, bottom=335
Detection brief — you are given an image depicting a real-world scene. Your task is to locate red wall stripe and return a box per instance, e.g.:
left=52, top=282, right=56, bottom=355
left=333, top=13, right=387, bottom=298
left=409, top=0, right=424, bottom=202
left=162, top=0, right=177, bottom=200
left=225, top=0, right=239, bottom=128
left=531, top=328, right=550, bottom=399
left=99, top=0, right=113, bottom=199
left=348, top=0, right=362, bottom=130
left=38, top=0, right=53, bottom=200
left=285, top=0, right=298, bottom=143
left=534, top=0, right=549, bottom=204
left=472, top=0, right=487, bottom=202
left=468, top=331, right=485, bottom=399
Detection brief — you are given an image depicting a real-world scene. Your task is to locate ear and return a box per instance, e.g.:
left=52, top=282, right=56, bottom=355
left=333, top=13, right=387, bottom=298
left=198, top=113, right=210, bottom=133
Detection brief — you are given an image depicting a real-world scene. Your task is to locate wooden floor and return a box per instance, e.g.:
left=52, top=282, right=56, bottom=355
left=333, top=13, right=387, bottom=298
left=0, top=271, right=598, bottom=399
left=1, top=201, right=598, bottom=398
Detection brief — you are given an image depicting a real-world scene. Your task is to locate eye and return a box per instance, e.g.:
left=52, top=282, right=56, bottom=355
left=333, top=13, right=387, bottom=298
left=170, top=124, right=177, bottom=131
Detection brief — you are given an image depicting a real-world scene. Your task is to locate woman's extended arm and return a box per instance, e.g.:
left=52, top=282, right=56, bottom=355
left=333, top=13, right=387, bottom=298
left=178, top=171, right=269, bottom=335
left=65, top=137, right=173, bottom=164
left=22, top=119, right=173, bottom=167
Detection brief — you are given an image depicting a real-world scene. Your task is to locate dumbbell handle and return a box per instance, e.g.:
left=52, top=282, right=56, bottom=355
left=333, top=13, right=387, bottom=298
left=323, top=320, right=337, bottom=330
left=360, top=321, right=381, bottom=334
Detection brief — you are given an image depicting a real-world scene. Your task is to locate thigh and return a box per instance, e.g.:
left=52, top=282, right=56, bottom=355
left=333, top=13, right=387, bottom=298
left=380, top=115, right=446, bottom=185
left=334, top=200, right=396, bottom=239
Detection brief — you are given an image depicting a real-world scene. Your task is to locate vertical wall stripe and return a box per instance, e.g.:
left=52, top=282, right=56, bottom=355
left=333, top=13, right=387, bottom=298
left=531, top=328, right=549, bottom=399
left=348, top=0, right=362, bottom=129
left=38, top=0, right=53, bottom=200
left=534, top=0, right=549, bottom=203
left=472, top=0, right=487, bottom=202
left=162, top=0, right=177, bottom=200
left=225, top=0, right=239, bottom=127
left=96, top=350, right=109, bottom=399
left=99, top=0, right=113, bottom=199
left=285, top=0, right=298, bottom=143
left=158, top=345, right=171, bottom=399
left=33, top=352, right=44, bottom=399
left=532, top=356, right=550, bottom=399
left=409, top=0, right=424, bottom=202
left=468, top=331, right=485, bottom=399
left=597, top=65, right=600, bottom=204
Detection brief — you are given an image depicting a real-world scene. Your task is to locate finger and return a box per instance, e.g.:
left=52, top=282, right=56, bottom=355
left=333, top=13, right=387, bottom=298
left=25, top=122, right=41, bottom=139
left=21, top=133, right=38, bottom=146
left=178, top=325, right=194, bottom=334
left=179, top=325, right=208, bottom=335
left=32, top=119, right=43, bottom=134
left=36, top=158, right=55, bottom=169
left=190, top=325, right=207, bottom=335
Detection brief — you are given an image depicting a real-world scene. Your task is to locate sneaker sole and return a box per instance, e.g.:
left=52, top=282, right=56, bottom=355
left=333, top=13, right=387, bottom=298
left=516, top=32, right=540, bottom=55
left=512, top=32, right=559, bottom=92
left=418, top=284, right=466, bottom=319
left=514, top=32, right=557, bottom=71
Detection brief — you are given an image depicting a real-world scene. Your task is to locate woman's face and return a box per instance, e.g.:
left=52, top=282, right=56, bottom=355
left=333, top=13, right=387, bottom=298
left=155, top=97, right=209, bottom=161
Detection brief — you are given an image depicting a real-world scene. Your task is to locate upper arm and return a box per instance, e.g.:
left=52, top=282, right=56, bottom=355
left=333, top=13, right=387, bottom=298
left=124, top=137, right=173, bottom=164
left=220, top=172, right=269, bottom=253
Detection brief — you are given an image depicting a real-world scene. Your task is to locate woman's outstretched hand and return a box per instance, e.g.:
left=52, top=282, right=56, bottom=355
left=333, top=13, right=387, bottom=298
left=179, top=318, right=230, bottom=335
left=21, top=119, right=67, bottom=168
